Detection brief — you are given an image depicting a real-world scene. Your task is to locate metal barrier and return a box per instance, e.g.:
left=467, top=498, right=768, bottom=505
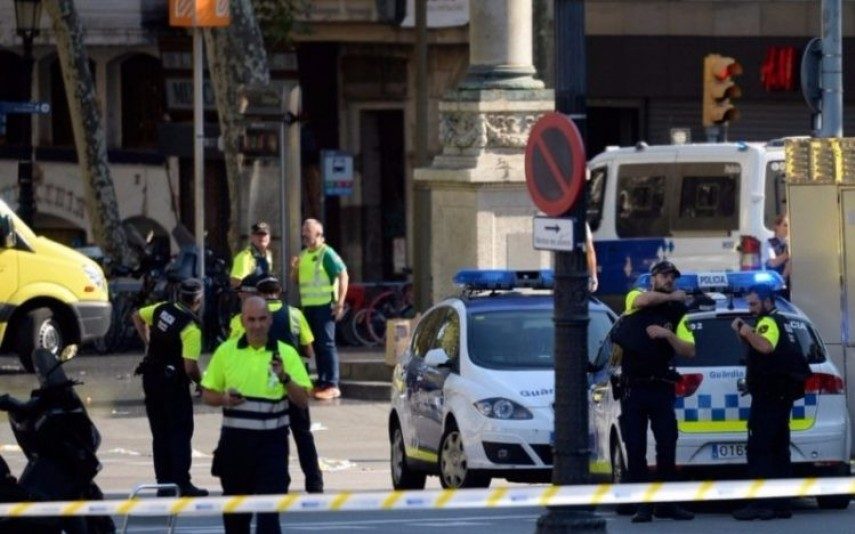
left=120, top=483, right=180, bottom=533
left=0, top=477, right=852, bottom=518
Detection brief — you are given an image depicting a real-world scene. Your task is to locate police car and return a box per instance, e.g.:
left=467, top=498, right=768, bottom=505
left=589, top=270, right=852, bottom=509
left=389, top=270, right=616, bottom=489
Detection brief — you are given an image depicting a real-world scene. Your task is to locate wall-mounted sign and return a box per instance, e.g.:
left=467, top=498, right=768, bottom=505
left=400, top=0, right=469, bottom=27
left=322, top=150, right=354, bottom=196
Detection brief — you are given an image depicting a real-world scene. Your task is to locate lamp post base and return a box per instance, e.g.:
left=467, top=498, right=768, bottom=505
left=536, top=507, right=606, bottom=533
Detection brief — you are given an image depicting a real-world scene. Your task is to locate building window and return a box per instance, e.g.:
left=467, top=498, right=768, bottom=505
left=121, top=54, right=165, bottom=149
left=51, top=58, right=96, bottom=147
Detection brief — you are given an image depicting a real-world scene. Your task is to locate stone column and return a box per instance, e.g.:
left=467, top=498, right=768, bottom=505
left=415, top=0, right=554, bottom=301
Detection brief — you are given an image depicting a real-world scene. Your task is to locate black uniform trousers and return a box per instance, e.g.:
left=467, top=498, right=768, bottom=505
left=213, top=426, right=289, bottom=534
left=619, top=382, right=678, bottom=483
left=142, top=371, right=194, bottom=487
left=289, top=402, right=324, bottom=491
left=747, top=393, right=793, bottom=510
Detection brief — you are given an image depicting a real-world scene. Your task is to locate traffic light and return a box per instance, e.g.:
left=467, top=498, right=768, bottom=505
left=702, top=54, right=742, bottom=127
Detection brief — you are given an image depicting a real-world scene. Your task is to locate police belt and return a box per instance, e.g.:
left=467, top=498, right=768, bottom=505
left=622, top=374, right=679, bottom=387
left=222, top=396, right=290, bottom=431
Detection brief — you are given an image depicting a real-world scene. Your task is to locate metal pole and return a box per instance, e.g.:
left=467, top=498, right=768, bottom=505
left=279, top=119, right=287, bottom=283
left=819, top=0, right=843, bottom=137
left=17, top=33, right=36, bottom=228
left=537, top=0, right=603, bottom=531
left=193, top=28, right=206, bottom=284
left=287, top=86, right=303, bottom=305
left=413, top=0, right=431, bottom=311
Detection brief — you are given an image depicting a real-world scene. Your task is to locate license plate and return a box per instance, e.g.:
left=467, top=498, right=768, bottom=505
left=711, top=442, right=746, bottom=460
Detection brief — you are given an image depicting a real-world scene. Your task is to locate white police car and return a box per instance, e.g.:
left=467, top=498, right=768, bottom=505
left=389, top=270, right=616, bottom=489
left=589, top=271, right=852, bottom=509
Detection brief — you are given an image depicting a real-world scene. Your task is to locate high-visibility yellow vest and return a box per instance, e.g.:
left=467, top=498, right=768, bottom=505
left=298, top=245, right=335, bottom=306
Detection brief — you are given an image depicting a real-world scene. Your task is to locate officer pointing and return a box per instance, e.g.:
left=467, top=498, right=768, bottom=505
left=615, top=260, right=695, bottom=523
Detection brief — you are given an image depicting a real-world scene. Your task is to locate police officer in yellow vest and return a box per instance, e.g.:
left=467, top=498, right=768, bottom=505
left=202, top=296, right=311, bottom=534
left=228, top=276, right=324, bottom=493
left=131, top=278, right=208, bottom=497
left=290, top=218, right=348, bottom=400
left=230, top=221, right=274, bottom=288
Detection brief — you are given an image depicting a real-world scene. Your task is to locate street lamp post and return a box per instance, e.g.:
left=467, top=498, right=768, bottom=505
left=13, top=0, right=42, bottom=228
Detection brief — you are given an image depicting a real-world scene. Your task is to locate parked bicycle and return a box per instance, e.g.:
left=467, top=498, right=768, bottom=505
left=346, top=281, right=415, bottom=347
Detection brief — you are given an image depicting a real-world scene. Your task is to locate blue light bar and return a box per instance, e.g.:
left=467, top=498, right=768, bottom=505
left=634, top=270, right=785, bottom=293
left=453, top=269, right=554, bottom=291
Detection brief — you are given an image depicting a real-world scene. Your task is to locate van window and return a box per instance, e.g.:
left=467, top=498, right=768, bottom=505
left=674, top=175, right=738, bottom=231
left=587, top=167, right=607, bottom=232
left=764, top=161, right=787, bottom=229
left=616, top=167, right=668, bottom=238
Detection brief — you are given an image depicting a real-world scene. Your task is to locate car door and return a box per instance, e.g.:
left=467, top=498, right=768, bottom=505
left=419, top=307, right=460, bottom=451
left=588, top=333, right=615, bottom=470
left=403, top=308, right=445, bottom=455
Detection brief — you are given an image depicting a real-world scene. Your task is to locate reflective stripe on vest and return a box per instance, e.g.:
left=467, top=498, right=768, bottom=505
left=298, top=246, right=334, bottom=306
left=222, top=397, right=289, bottom=431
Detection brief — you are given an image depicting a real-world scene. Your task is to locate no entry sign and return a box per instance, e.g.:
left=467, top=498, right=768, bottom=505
left=524, top=112, right=586, bottom=217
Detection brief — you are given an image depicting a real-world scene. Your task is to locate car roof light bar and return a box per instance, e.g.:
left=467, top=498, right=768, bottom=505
left=453, top=269, right=555, bottom=291
left=634, top=270, right=785, bottom=294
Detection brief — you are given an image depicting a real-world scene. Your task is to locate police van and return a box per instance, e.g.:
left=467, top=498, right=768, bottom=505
left=389, top=270, right=616, bottom=489
left=588, top=271, right=852, bottom=510
left=587, top=141, right=787, bottom=310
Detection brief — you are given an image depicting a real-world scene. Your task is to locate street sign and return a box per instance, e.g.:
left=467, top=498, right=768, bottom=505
left=0, top=101, right=51, bottom=115
left=524, top=112, right=586, bottom=217
left=801, top=38, right=823, bottom=114
left=532, top=217, right=575, bottom=252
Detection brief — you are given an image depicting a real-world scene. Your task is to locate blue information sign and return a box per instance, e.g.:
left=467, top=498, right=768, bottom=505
left=0, top=101, right=52, bottom=115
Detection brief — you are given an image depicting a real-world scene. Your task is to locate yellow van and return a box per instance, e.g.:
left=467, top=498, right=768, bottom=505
left=0, top=199, right=111, bottom=371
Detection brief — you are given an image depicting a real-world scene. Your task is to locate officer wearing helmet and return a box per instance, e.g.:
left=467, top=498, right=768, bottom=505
left=615, top=260, right=696, bottom=523
left=132, top=278, right=208, bottom=497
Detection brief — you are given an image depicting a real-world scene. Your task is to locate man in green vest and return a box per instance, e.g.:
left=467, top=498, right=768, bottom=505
left=230, top=221, right=273, bottom=288
left=290, top=218, right=348, bottom=400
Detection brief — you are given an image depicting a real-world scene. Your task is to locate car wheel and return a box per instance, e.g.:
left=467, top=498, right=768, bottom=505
left=611, top=438, right=635, bottom=516
left=438, top=423, right=490, bottom=489
left=817, top=494, right=851, bottom=510
left=16, top=308, right=63, bottom=373
left=390, top=423, right=426, bottom=490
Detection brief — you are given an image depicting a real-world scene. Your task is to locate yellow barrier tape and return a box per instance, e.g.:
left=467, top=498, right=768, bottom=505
left=591, top=484, right=612, bottom=505
left=276, top=494, right=299, bottom=512
left=61, top=501, right=86, bottom=517
left=694, top=481, right=714, bottom=501
left=9, top=502, right=32, bottom=517
left=486, top=487, right=508, bottom=507
left=330, top=492, right=352, bottom=511
left=539, top=485, right=560, bottom=506
left=223, top=496, right=247, bottom=513
left=746, top=480, right=765, bottom=498
left=641, top=482, right=662, bottom=503
left=116, top=499, right=139, bottom=516
left=797, top=478, right=817, bottom=497
left=381, top=491, right=403, bottom=509
left=170, top=497, right=193, bottom=515
left=435, top=489, right=456, bottom=508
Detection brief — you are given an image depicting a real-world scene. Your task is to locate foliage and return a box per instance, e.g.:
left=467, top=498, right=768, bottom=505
left=251, top=0, right=312, bottom=47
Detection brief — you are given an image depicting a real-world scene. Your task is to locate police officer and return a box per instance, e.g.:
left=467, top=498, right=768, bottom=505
left=731, top=284, right=808, bottom=521
left=202, top=296, right=311, bottom=534
left=131, top=278, right=208, bottom=497
left=290, top=218, right=348, bottom=399
left=230, top=221, right=273, bottom=288
left=229, top=276, right=325, bottom=493
left=617, top=260, right=695, bottom=523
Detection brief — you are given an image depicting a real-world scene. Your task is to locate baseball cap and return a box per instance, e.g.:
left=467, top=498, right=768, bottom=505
left=650, top=260, right=681, bottom=278
left=251, top=221, right=270, bottom=235
left=178, top=278, right=204, bottom=299
left=256, top=276, right=283, bottom=295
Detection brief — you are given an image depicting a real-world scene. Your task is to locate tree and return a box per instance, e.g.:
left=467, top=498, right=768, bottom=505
left=205, top=0, right=309, bottom=254
left=43, top=0, right=133, bottom=267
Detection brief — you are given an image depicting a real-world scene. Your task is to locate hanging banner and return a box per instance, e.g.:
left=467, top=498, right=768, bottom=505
left=169, top=0, right=231, bottom=27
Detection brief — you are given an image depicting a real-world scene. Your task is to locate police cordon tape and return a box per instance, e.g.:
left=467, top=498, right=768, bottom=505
left=1, top=477, right=853, bottom=518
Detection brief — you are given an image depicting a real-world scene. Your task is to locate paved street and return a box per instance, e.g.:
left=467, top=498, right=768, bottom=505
left=1, top=352, right=855, bottom=533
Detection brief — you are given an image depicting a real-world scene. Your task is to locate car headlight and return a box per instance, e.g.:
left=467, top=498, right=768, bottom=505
left=82, top=264, right=106, bottom=290
left=473, top=398, right=533, bottom=420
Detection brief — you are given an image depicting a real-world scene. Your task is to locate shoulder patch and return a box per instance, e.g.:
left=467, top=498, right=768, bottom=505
left=758, top=324, right=769, bottom=334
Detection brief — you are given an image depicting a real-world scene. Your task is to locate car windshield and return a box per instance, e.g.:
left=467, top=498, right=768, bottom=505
left=467, top=309, right=613, bottom=369
left=674, top=315, right=827, bottom=367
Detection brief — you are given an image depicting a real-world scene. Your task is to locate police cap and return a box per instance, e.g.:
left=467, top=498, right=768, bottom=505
left=239, top=274, right=260, bottom=293
left=178, top=278, right=204, bottom=301
left=651, top=260, right=681, bottom=278
left=256, top=276, right=282, bottom=295
left=251, top=221, right=270, bottom=235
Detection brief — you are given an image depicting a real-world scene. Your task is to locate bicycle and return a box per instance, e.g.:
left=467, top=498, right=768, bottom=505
left=349, top=282, right=415, bottom=347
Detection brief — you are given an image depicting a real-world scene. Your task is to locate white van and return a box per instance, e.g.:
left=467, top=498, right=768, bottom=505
left=586, top=141, right=787, bottom=310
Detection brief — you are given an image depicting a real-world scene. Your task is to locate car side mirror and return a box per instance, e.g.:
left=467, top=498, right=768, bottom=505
left=424, top=348, right=451, bottom=368
left=0, top=215, right=16, bottom=248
